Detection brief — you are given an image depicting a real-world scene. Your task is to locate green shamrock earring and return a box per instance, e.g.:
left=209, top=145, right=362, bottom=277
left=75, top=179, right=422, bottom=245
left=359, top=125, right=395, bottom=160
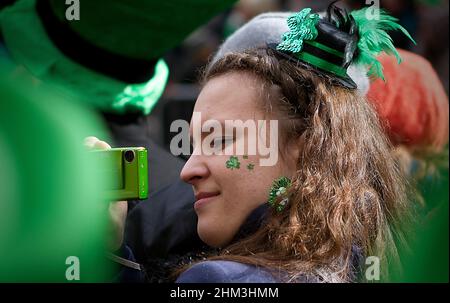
left=268, top=177, right=292, bottom=212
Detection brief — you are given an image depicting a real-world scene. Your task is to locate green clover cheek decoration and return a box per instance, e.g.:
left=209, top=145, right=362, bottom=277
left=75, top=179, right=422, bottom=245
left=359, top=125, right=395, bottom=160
left=276, top=8, right=320, bottom=53
left=226, top=156, right=240, bottom=170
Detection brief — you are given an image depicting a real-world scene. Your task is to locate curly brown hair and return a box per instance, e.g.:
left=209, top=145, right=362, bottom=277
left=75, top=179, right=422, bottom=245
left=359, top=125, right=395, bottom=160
left=179, top=48, right=412, bottom=282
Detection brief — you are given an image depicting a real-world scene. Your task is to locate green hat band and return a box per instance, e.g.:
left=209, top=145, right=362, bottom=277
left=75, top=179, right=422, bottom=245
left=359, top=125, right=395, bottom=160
left=295, top=40, right=347, bottom=78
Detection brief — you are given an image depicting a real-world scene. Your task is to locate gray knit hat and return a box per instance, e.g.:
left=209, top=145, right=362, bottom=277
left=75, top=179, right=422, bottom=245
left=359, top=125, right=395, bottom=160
left=211, top=12, right=370, bottom=95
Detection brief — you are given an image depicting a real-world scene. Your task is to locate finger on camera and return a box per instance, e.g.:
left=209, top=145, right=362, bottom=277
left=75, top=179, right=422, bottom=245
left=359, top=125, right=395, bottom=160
left=84, top=136, right=99, bottom=148
left=93, top=140, right=111, bottom=150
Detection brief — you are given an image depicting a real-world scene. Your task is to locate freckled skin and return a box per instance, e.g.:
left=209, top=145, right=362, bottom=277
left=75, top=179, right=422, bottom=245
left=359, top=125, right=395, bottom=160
left=180, top=72, right=299, bottom=248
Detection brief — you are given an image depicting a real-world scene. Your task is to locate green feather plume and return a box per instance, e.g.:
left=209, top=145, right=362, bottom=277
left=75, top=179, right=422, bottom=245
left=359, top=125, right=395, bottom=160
left=350, top=8, right=416, bottom=80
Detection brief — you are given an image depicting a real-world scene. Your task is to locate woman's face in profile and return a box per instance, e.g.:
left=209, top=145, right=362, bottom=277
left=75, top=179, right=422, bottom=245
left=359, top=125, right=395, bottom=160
left=180, top=72, right=298, bottom=248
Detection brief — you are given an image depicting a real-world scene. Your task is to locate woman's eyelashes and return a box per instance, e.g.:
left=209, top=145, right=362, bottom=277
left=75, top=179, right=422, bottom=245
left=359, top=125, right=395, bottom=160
left=189, top=136, right=234, bottom=152
left=211, top=136, right=234, bottom=150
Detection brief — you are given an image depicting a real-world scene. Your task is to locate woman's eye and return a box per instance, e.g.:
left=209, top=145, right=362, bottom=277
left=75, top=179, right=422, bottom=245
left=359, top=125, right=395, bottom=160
left=211, top=137, right=233, bottom=149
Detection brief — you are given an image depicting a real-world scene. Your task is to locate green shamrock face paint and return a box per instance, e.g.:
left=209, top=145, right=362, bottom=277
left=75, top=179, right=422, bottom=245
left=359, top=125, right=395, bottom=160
left=247, top=163, right=255, bottom=171
left=226, top=156, right=240, bottom=170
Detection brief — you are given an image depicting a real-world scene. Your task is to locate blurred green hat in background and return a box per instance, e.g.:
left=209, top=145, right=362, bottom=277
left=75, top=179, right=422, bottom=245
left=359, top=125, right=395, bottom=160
left=0, top=59, right=113, bottom=282
left=0, top=0, right=237, bottom=114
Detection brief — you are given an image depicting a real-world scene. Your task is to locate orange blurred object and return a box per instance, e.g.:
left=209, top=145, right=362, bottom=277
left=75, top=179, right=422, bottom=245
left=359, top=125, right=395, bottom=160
left=367, top=49, right=449, bottom=151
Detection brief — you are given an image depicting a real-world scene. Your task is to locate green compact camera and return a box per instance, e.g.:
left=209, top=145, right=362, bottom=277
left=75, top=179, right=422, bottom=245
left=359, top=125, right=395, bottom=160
left=91, top=147, right=148, bottom=201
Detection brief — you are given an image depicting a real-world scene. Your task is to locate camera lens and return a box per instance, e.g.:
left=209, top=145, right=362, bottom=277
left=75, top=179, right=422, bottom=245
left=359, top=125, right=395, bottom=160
left=124, top=150, right=135, bottom=163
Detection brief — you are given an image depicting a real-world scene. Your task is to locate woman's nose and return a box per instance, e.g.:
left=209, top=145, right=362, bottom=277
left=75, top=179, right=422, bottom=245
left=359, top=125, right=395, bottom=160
left=180, top=155, right=210, bottom=185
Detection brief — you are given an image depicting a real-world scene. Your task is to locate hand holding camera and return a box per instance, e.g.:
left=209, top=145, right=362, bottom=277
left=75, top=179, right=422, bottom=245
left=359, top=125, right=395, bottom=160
left=84, top=136, right=128, bottom=251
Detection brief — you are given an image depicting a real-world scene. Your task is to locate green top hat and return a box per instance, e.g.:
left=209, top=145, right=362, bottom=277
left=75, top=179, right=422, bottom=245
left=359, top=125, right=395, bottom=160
left=271, top=4, right=415, bottom=89
left=0, top=0, right=236, bottom=114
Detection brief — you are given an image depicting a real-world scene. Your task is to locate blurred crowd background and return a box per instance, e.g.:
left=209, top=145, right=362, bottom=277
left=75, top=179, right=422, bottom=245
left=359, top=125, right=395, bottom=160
left=150, top=0, right=449, bottom=151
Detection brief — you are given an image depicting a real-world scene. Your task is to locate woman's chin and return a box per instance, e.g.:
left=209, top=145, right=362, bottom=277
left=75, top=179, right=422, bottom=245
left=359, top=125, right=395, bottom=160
left=197, top=223, right=232, bottom=248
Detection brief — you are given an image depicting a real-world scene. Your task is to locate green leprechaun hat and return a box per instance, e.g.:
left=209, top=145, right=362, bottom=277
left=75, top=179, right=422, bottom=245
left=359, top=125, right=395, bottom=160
left=0, top=0, right=237, bottom=114
left=270, top=3, right=416, bottom=89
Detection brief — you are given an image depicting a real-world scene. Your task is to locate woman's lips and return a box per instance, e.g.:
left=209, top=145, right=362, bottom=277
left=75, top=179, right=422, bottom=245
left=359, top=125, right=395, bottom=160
left=194, top=192, right=220, bottom=210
